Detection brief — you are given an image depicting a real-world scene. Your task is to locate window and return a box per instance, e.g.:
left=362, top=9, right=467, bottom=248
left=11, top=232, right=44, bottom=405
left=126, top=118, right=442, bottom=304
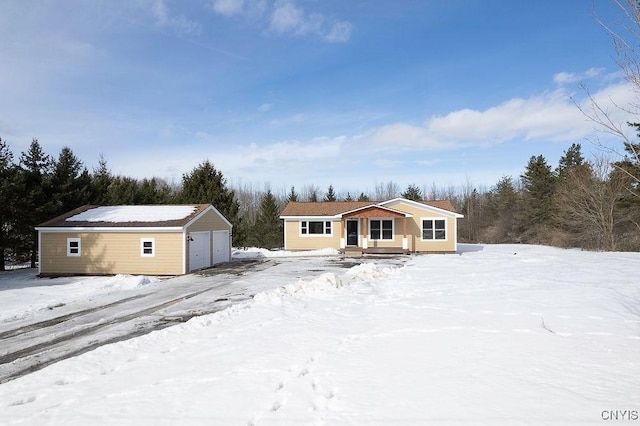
left=67, top=238, right=81, bottom=257
left=141, top=238, right=155, bottom=257
left=301, top=220, right=332, bottom=236
left=422, top=219, right=447, bottom=240
left=370, top=219, right=393, bottom=240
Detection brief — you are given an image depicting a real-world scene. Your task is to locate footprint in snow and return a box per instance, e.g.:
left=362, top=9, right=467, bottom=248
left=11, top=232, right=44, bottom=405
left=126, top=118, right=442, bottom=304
left=9, top=395, right=36, bottom=406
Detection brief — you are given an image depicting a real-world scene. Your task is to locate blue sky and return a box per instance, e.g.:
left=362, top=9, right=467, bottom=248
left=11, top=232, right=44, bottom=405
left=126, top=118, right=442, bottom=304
left=0, top=0, right=635, bottom=195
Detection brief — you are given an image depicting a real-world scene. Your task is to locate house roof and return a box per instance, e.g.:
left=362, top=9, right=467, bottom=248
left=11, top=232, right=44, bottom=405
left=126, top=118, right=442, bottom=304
left=37, top=204, right=212, bottom=228
left=280, top=199, right=459, bottom=217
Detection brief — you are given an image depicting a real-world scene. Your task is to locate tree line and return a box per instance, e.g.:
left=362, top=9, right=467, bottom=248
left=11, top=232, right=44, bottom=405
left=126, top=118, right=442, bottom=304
left=1, top=134, right=639, bottom=271
left=0, top=138, right=283, bottom=270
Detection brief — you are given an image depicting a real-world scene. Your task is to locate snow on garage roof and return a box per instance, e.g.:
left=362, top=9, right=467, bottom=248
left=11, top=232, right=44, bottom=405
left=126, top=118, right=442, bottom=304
left=66, top=205, right=198, bottom=223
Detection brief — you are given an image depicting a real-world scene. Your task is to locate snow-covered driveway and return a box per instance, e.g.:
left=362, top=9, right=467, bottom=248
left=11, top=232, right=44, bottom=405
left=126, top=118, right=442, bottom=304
left=0, top=253, right=404, bottom=384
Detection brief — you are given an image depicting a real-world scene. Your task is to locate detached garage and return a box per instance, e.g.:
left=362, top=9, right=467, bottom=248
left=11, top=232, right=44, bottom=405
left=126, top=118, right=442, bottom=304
left=36, top=204, right=232, bottom=276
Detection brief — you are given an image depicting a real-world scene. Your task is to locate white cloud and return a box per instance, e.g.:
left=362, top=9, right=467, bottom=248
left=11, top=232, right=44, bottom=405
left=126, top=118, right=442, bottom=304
left=325, top=21, right=352, bottom=43
left=367, top=123, right=445, bottom=150
left=426, top=89, right=591, bottom=144
left=211, top=0, right=244, bottom=16
left=553, top=68, right=604, bottom=85
left=375, top=159, right=402, bottom=168
left=270, top=1, right=305, bottom=33
left=364, top=81, right=636, bottom=151
left=151, top=0, right=201, bottom=36
left=208, top=0, right=352, bottom=43
left=268, top=1, right=351, bottom=42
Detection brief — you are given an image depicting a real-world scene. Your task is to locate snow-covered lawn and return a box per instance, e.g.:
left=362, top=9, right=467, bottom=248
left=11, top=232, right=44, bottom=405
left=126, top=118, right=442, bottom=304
left=0, top=244, right=638, bottom=425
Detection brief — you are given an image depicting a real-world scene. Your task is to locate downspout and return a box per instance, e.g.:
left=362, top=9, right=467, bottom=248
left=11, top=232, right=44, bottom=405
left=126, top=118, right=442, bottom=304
left=182, top=228, right=187, bottom=274
left=37, top=230, right=42, bottom=275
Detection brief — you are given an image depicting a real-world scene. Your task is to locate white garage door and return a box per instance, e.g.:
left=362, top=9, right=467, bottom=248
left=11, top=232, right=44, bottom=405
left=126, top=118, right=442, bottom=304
left=189, top=231, right=211, bottom=272
left=213, top=230, right=230, bottom=265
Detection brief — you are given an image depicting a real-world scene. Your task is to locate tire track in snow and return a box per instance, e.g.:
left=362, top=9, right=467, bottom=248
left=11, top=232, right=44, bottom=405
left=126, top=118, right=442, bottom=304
left=0, top=287, right=241, bottom=384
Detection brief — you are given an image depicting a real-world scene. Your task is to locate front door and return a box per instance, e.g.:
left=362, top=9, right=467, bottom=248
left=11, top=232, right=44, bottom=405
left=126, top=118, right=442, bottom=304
left=346, top=220, right=359, bottom=246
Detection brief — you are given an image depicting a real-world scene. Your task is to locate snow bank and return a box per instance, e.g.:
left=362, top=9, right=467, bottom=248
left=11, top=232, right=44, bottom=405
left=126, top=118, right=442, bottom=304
left=99, top=274, right=159, bottom=291
left=253, top=262, right=390, bottom=305
left=0, top=273, right=160, bottom=324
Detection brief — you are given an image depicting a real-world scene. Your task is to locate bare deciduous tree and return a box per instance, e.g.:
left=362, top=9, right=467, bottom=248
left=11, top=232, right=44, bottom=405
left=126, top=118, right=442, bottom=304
left=579, top=0, right=640, bottom=191
left=553, top=156, right=627, bottom=250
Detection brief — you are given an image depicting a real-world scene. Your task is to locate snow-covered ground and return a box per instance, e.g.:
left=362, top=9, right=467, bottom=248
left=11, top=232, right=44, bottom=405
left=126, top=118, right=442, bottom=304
left=0, top=244, right=638, bottom=425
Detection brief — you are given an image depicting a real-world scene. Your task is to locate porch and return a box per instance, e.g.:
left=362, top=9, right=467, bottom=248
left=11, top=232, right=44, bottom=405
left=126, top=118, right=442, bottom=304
left=339, top=205, right=412, bottom=255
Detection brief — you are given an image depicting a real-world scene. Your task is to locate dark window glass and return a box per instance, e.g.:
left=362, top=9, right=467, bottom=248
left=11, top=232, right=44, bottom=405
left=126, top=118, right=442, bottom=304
left=308, top=221, right=325, bottom=234
left=382, top=220, right=393, bottom=240
left=143, top=241, right=153, bottom=254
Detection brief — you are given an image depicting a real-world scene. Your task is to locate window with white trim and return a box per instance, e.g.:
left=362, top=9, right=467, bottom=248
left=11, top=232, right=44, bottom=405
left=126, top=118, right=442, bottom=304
left=141, top=238, right=155, bottom=257
left=422, top=218, right=447, bottom=240
left=370, top=219, right=393, bottom=240
left=301, top=220, right=332, bottom=236
left=67, top=238, right=81, bottom=257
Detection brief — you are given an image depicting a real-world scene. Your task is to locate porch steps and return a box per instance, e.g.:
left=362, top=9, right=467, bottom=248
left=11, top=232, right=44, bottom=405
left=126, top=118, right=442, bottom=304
left=341, top=247, right=409, bottom=256
left=342, top=247, right=364, bottom=257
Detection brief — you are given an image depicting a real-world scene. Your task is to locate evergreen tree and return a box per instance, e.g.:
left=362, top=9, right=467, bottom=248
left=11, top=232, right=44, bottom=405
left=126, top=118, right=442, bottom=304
left=0, top=138, right=17, bottom=270
left=253, top=189, right=283, bottom=249
left=107, top=176, right=141, bottom=204
left=90, top=154, right=113, bottom=205
left=51, top=146, right=91, bottom=216
left=179, top=160, right=244, bottom=246
left=287, top=186, right=299, bottom=202
left=16, top=139, right=54, bottom=267
left=487, top=176, right=519, bottom=242
left=556, top=143, right=585, bottom=180
left=402, top=184, right=422, bottom=201
left=357, top=192, right=370, bottom=202
left=614, top=122, right=640, bottom=197
left=138, top=178, right=175, bottom=204
left=324, top=184, right=337, bottom=202
left=520, top=155, right=557, bottom=237
left=345, top=192, right=354, bottom=202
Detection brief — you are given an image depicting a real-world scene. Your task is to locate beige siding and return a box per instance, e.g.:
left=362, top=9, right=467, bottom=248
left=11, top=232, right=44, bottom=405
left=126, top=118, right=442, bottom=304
left=185, top=208, right=232, bottom=267
left=186, top=209, right=232, bottom=233
left=384, top=201, right=458, bottom=253
left=40, top=232, right=184, bottom=275
left=284, top=220, right=343, bottom=251
left=282, top=201, right=459, bottom=253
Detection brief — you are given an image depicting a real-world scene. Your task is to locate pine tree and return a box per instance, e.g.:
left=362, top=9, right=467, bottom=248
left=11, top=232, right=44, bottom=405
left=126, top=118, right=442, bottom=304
left=287, top=186, right=299, bottom=202
left=324, top=185, right=337, bottom=202
left=16, top=139, right=54, bottom=267
left=614, top=122, right=640, bottom=198
left=138, top=178, right=175, bottom=204
left=107, top=176, right=141, bottom=204
left=357, top=192, right=370, bottom=202
left=0, top=138, right=17, bottom=271
left=487, top=176, right=519, bottom=242
left=308, top=188, right=318, bottom=202
left=90, top=154, right=113, bottom=205
left=253, top=189, right=283, bottom=249
left=402, top=184, right=422, bottom=201
left=556, top=143, right=585, bottom=180
left=179, top=160, right=245, bottom=246
left=51, top=146, right=92, bottom=216
left=345, top=192, right=354, bottom=202
left=520, top=155, right=557, bottom=237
